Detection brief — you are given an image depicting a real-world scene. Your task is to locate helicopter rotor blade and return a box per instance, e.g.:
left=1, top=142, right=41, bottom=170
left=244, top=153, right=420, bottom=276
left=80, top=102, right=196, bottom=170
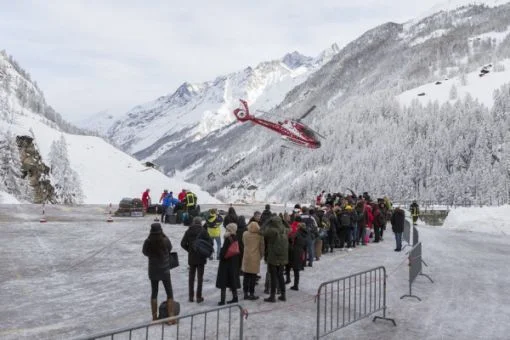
left=297, top=105, right=316, bottom=122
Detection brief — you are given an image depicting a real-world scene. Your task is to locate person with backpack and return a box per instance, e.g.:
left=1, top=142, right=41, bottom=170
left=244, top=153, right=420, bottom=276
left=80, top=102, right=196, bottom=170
left=324, top=205, right=338, bottom=253
left=262, top=215, right=289, bottom=302
left=373, top=204, right=385, bottom=243
left=142, top=223, right=176, bottom=324
left=336, top=206, right=352, bottom=249
left=180, top=217, right=213, bottom=303
left=300, top=207, right=318, bottom=267
left=205, top=209, right=223, bottom=260
left=216, top=223, right=241, bottom=305
left=242, top=218, right=264, bottom=300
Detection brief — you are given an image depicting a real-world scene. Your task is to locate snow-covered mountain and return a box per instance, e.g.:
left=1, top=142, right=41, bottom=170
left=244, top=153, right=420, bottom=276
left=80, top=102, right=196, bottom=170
left=0, top=51, right=220, bottom=204
left=107, top=45, right=340, bottom=160
left=73, top=109, right=119, bottom=137
left=156, top=1, right=510, bottom=205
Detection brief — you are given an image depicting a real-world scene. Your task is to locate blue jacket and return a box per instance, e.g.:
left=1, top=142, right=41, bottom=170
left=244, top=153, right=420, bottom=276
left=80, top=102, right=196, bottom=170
left=162, top=195, right=179, bottom=208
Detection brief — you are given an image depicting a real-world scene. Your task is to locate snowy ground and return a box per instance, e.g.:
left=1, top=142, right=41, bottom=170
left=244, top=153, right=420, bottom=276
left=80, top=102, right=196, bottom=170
left=1, top=204, right=509, bottom=340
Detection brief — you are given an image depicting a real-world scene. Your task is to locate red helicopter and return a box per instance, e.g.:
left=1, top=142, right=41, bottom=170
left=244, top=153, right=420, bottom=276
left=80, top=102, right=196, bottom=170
left=232, top=99, right=324, bottom=149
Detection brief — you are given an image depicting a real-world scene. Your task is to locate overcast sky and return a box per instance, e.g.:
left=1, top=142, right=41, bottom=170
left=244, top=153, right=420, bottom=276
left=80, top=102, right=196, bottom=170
left=1, top=1, right=441, bottom=121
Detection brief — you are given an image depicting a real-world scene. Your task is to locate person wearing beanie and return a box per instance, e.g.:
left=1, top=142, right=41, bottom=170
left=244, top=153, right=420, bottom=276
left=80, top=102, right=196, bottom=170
left=142, top=223, right=176, bottom=324
left=181, top=216, right=212, bottom=303
left=260, top=204, right=272, bottom=229
left=216, top=223, right=241, bottom=305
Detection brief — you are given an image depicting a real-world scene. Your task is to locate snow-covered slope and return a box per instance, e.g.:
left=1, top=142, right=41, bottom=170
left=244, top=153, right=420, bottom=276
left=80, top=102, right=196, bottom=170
left=398, top=59, right=510, bottom=109
left=73, top=110, right=119, bottom=137
left=0, top=52, right=220, bottom=204
left=107, top=45, right=339, bottom=158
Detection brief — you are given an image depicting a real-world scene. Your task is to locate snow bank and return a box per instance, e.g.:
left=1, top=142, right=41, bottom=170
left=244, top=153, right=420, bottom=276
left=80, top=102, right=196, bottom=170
left=0, top=191, right=20, bottom=204
left=443, top=205, right=510, bottom=235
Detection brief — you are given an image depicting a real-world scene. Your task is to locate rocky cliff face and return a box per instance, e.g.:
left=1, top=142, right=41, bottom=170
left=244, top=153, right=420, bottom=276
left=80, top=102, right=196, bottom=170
left=15, top=135, right=55, bottom=203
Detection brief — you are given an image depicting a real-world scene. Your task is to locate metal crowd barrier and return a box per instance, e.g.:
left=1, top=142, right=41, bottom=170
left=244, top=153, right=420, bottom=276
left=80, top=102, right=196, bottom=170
left=76, top=304, right=247, bottom=340
left=400, top=242, right=433, bottom=301
left=402, top=219, right=411, bottom=250
left=315, top=266, right=396, bottom=339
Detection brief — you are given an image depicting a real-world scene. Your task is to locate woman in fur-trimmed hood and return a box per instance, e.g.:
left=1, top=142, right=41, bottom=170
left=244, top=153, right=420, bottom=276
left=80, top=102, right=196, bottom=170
left=215, top=223, right=241, bottom=305
left=242, top=220, right=264, bottom=300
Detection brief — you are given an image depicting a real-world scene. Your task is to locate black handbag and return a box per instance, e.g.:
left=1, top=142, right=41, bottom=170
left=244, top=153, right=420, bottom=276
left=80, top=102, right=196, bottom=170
left=169, top=251, right=179, bottom=269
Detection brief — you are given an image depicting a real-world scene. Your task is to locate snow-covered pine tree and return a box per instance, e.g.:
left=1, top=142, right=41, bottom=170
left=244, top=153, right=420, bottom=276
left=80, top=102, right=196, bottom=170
left=48, top=134, right=84, bottom=204
left=0, top=131, right=32, bottom=201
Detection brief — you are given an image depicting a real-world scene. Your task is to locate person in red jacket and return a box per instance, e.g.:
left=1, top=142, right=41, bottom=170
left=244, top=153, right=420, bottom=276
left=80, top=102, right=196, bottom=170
left=178, top=189, right=187, bottom=202
left=142, top=189, right=151, bottom=212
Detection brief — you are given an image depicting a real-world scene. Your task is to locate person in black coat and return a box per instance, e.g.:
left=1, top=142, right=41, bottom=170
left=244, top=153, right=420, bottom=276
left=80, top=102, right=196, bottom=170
left=390, top=207, right=405, bottom=251
left=216, top=223, right=241, bottom=305
left=236, top=215, right=247, bottom=273
left=223, top=206, right=239, bottom=227
left=142, top=223, right=175, bottom=323
left=259, top=204, right=272, bottom=228
left=289, top=223, right=307, bottom=290
left=181, top=216, right=212, bottom=303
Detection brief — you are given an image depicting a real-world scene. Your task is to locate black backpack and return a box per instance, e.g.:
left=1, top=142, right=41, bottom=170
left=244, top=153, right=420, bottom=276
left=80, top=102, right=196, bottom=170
left=339, top=212, right=351, bottom=227
left=193, top=238, right=214, bottom=258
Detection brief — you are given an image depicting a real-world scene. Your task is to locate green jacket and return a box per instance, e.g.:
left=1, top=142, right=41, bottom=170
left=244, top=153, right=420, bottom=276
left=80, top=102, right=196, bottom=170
left=262, top=216, right=288, bottom=265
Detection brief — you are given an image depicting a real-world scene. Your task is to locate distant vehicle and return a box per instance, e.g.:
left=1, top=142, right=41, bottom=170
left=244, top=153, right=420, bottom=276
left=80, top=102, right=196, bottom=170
left=233, top=99, right=324, bottom=149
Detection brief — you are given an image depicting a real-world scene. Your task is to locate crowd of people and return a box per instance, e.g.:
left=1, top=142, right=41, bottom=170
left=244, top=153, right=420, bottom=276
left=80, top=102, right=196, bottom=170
left=142, top=190, right=411, bottom=323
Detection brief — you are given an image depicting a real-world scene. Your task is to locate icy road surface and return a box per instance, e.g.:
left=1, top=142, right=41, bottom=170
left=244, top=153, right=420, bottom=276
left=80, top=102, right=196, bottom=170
left=0, top=204, right=509, bottom=339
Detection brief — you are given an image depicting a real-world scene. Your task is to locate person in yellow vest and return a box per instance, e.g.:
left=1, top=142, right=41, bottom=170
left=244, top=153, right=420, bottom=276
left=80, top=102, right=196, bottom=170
left=410, top=201, right=420, bottom=226
left=205, top=208, right=223, bottom=260
left=185, top=191, right=198, bottom=211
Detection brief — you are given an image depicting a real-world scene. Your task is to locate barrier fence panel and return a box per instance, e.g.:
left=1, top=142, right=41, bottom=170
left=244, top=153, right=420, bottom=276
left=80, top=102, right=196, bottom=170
left=412, top=226, right=428, bottom=266
left=412, top=225, right=419, bottom=246
left=402, top=220, right=411, bottom=250
left=400, top=242, right=433, bottom=301
left=76, top=304, right=247, bottom=340
left=315, top=266, right=396, bottom=339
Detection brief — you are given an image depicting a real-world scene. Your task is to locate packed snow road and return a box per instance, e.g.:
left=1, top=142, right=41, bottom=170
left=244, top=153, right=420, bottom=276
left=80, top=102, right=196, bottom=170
left=0, top=204, right=509, bottom=339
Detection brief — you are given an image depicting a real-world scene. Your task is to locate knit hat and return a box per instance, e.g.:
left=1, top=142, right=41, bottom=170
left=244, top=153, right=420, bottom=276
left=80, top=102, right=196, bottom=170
left=150, top=223, right=162, bottom=234
left=265, top=204, right=271, bottom=210
left=226, top=223, right=238, bottom=234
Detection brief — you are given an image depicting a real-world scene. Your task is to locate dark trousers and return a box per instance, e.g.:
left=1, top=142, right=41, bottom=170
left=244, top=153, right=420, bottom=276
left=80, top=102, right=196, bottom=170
left=189, top=264, right=205, bottom=299
left=285, top=263, right=300, bottom=287
left=243, top=273, right=257, bottom=295
left=151, top=279, right=173, bottom=299
left=374, top=225, right=381, bottom=242
left=160, top=206, right=169, bottom=222
left=337, top=227, right=346, bottom=247
left=268, top=264, right=285, bottom=297
left=395, top=232, right=402, bottom=250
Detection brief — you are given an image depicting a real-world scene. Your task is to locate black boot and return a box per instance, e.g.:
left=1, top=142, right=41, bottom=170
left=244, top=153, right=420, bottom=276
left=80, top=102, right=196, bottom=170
left=285, top=271, right=291, bottom=284
left=227, top=289, right=238, bottom=304
left=278, top=291, right=286, bottom=302
left=218, top=289, right=226, bottom=306
left=264, top=295, right=276, bottom=302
